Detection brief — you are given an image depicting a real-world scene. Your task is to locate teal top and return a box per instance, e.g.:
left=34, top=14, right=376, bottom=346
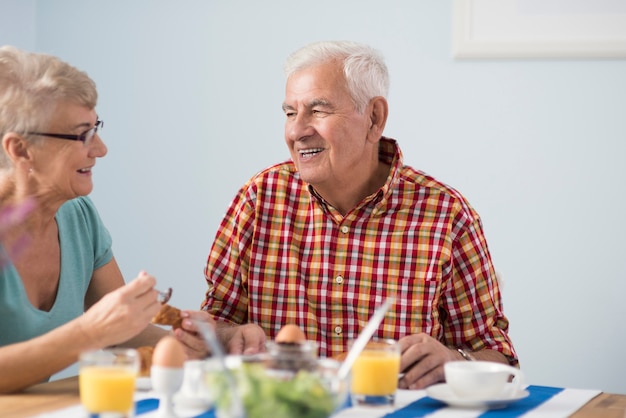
left=0, top=196, right=113, bottom=346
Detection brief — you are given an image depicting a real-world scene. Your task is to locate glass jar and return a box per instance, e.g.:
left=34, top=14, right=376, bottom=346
left=265, top=340, right=319, bottom=373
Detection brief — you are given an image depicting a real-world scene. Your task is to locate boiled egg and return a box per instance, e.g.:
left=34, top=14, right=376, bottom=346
left=275, top=324, right=307, bottom=344
left=152, top=335, right=185, bottom=368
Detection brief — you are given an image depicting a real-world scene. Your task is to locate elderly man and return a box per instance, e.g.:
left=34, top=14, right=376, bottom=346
left=201, top=40, right=518, bottom=390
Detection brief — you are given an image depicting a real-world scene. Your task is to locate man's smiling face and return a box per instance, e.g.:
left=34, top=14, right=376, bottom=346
left=282, top=60, right=371, bottom=194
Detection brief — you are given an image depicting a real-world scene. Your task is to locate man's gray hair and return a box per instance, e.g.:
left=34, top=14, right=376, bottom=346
left=284, top=41, right=389, bottom=114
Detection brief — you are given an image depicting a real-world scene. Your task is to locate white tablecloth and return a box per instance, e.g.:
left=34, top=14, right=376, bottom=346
left=334, top=387, right=601, bottom=418
left=35, top=385, right=601, bottom=418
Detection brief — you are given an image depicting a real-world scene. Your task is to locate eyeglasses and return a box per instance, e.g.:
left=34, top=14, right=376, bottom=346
left=27, top=119, right=103, bottom=146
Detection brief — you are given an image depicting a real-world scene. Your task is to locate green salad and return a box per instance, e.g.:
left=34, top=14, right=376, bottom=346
left=208, top=361, right=343, bottom=418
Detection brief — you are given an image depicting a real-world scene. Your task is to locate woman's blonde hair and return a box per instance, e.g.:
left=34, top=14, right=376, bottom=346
left=0, top=46, right=97, bottom=169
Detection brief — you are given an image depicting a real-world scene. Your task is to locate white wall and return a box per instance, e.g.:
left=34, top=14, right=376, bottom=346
left=0, top=0, right=35, bottom=49
left=1, top=0, right=625, bottom=394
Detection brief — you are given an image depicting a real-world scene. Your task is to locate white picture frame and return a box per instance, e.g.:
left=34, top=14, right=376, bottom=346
left=452, top=0, right=626, bottom=59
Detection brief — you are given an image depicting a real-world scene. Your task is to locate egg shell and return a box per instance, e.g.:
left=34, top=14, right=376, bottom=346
left=275, top=324, right=307, bottom=343
left=152, top=336, right=186, bottom=368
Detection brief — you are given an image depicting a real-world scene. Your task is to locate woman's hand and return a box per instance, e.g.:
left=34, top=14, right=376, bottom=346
left=78, top=272, right=162, bottom=348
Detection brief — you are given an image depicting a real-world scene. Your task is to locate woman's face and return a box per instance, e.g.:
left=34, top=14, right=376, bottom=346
left=29, top=102, right=107, bottom=201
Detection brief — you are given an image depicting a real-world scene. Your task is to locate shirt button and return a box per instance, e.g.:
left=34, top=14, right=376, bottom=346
left=340, top=225, right=349, bottom=234
left=335, top=275, right=344, bottom=284
left=334, top=326, right=342, bottom=335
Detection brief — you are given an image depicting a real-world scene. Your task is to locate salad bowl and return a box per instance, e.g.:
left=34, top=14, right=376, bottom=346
left=204, top=354, right=349, bottom=418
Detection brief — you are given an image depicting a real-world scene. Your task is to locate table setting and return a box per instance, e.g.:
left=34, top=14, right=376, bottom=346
left=29, top=299, right=602, bottom=418
left=32, top=382, right=601, bottom=418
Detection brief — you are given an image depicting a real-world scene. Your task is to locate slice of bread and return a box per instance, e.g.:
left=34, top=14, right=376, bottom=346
left=151, top=304, right=183, bottom=329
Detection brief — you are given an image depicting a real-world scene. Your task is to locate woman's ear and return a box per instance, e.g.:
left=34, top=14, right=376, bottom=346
left=2, top=133, right=32, bottom=165
left=367, top=96, right=388, bottom=141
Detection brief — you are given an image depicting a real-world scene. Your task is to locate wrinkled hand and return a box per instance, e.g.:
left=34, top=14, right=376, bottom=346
left=173, top=310, right=215, bottom=359
left=397, top=333, right=458, bottom=390
left=79, top=272, right=161, bottom=348
left=216, top=322, right=266, bottom=356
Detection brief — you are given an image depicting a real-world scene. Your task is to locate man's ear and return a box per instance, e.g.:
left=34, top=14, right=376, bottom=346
left=367, top=96, right=388, bottom=141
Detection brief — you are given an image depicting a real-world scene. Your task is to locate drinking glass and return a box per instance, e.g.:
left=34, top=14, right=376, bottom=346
left=350, top=339, right=401, bottom=407
left=79, top=348, right=139, bottom=417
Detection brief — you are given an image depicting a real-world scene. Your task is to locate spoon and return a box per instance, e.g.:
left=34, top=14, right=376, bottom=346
left=337, top=297, right=395, bottom=379
left=193, top=320, right=246, bottom=418
left=156, top=287, right=172, bottom=304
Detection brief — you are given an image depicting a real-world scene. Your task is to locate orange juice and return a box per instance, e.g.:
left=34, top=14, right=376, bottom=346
left=351, top=349, right=401, bottom=396
left=79, top=366, right=136, bottom=413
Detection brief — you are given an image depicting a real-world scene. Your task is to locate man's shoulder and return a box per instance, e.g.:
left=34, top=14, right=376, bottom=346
left=233, top=160, right=308, bottom=211
left=236, top=160, right=305, bottom=199
left=395, top=166, right=476, bottom=214
left=247, top=160, right=301, bottom=185
left=398, top=166, right=459, bottom=195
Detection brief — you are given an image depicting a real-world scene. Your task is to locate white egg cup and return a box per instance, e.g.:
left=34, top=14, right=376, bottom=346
left=151, top=365, right=184, bottom=417
left=174, top=360, right=212, bottom=409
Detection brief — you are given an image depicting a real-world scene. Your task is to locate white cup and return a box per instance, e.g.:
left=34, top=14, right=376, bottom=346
left=444, top=361, right=524, bottom=399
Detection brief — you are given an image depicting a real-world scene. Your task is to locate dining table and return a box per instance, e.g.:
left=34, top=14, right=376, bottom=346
left=1, top=376, right=625, bottom=418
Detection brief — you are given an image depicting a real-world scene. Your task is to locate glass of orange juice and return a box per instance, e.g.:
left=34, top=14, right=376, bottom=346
left=350, top=339, right=401, bottom=407
left=79, top=348, right=139, bottom=417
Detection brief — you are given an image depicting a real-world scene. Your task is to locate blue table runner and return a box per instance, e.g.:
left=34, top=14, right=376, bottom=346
left=135, top=398, right=215, bottom=418
left=135, top=385, right=564, bottom=418
left=383, top=385, right=564, bottom=418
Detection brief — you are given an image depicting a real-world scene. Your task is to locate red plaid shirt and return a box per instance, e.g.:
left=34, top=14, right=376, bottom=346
left=203, top=138, right=517, bottom=363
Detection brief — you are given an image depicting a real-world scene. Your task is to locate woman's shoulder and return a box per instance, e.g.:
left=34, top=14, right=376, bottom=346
left=57, top=196, right=105, bottom=230
left=58, top=196, right=99, bottom=217
left=56, top=196, right=112, bottom=264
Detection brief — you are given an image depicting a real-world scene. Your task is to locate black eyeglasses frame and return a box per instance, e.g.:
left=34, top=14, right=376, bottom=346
left=27, top=119, right=103, bottom=144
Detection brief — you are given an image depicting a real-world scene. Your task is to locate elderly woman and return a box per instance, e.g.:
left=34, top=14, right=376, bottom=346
left=0, top=46, right=208, bottom=393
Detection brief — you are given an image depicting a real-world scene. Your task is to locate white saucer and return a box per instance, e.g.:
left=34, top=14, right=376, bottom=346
left=173, top=392, right=212, bottom=409
left=135, top=377, right=152, bottom=391
left=426, top=383, right=529, bottom=409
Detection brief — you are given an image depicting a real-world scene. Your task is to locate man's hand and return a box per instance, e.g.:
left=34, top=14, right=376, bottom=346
left=173, top=313, right=267, bottom=359
left=216, top=322, right=266, bottom=356
left=397, top=333, right=512, bottom=390
left=397, top=333, right=458, bottom=390
left=174, top=310, right=215, bottom=359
